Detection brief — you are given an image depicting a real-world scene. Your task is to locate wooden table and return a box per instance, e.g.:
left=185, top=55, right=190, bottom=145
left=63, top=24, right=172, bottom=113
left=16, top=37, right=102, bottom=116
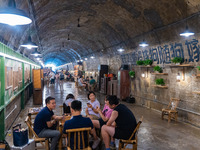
left=58, top=115, right=72, bottom=150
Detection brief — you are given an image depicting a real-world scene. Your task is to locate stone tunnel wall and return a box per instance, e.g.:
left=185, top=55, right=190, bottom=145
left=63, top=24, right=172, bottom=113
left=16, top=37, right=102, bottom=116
left=85, top=35, right=200, bottom=127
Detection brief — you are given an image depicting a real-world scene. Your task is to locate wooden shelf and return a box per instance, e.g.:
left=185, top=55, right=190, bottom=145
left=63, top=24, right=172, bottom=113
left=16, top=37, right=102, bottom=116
left=167, top=64, right=194, bottom=67
left=192, top=91, right=200, bottom=94
left=152, top=85, right=168, bottom=88
left=151, top=73, right=168, bottom=75
left=196, top=74, right=200, bottom=77
left=134, top=65, right=155, bottom=68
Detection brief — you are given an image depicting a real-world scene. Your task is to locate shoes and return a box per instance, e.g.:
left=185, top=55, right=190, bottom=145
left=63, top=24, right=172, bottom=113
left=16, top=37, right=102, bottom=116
left=92, top=137, right=101, bottom=149
left=110, top=142, right=116, bottom=150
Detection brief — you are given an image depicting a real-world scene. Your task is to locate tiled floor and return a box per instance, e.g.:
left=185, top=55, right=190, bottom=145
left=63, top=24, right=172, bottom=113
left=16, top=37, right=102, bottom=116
left=6, top=81, right=200, bottom=150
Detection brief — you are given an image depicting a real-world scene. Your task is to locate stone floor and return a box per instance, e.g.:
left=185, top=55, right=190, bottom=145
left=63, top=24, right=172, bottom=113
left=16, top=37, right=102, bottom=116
left=6, top=81, right=200, bottom=150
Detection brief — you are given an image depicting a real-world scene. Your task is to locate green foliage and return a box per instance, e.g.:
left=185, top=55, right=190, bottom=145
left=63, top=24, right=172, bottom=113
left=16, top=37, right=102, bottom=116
left=144, top=59, right=153, bottom=66
left=153, top=66, right=162, bottom=73
left=197, top=66, right=200, bottom=71
left=136, top=60, right=144, bottom=65
left=155, top=78, right=165, bottom=85
left=171, top=57, right=183, bottom=64
left=129, top=71, right=135, bottom=78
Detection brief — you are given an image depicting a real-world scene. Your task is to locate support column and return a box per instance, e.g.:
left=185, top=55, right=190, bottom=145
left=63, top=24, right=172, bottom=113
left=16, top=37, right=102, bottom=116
left=0, top=56, right=5, bottom=140
left=21, top=62, right=25, bottom=109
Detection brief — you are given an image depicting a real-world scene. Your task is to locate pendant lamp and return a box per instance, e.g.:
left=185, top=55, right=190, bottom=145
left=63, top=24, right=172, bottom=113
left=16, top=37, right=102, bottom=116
left=179, top=0, right=195, bottom=37
left=20, top=35, right=38, bottom=49
left=0, top=0, right=32, bottom=26
left=30, top=48, right=41, bottom=56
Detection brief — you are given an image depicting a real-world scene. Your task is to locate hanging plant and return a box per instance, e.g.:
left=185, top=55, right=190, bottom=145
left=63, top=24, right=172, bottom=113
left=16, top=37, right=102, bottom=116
left=155, top=78, right=165, bottom=85
left=129, top=71, right=135, bottom=78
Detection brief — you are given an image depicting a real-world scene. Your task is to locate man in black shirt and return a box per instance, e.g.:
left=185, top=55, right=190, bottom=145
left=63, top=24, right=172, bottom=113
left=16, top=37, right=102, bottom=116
left=101, top=96, right=137, bottom=150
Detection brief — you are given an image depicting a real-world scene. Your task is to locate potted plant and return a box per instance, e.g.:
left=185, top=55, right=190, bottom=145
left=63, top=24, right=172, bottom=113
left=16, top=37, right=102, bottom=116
left=144, top=59, right=153, bottom=66
left=129, top=71, right=135, bottom=78
left=155, top=78, right=165, bottom=86
left=153, top=66, right=162, bottom=73
left=136, top=60, right=144, bottom=65
left=171, top=57, right=183, bottom=65
left=197, top=66, right=200, bottom=71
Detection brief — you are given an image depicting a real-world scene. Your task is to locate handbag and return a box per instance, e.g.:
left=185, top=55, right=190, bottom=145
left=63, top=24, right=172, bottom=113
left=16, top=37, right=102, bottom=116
left=13, top=124, right=28, bottom=147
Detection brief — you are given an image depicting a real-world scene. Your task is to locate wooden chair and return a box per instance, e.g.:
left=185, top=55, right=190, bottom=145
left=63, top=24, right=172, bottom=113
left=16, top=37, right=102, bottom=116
left=65, top=127, right=92, bottom=150
left=162, top=98, right=180, bottom=122
left=118, top=117, right=143, bottom=150
left=59, top=105, right=63, bottom=115
left=25, top=116, right=49, bottom=150
left=28, top=111, right=39, bottom=138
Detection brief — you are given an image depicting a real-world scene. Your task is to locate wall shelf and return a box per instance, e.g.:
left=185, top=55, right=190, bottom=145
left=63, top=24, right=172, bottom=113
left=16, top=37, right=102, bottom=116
left=196, top=74, right=200, bottom=77
left=151, top=73, right=168, bottom=75
left=167, top=64, right=194, bottom=68
left=134, top=65, right=155, bottom=68
left=192, top=91, right=200, bottom=94
left=152, top=85, right=168, bottom=88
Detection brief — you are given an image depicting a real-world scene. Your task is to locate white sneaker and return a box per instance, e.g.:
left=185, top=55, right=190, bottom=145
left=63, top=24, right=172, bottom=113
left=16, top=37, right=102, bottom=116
left=92, top=137, right=101, bottom=149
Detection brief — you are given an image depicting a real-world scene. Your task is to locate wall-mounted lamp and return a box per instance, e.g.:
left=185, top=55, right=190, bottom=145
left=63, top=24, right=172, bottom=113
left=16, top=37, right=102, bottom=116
left=177, top=73, right=181, bottom=82
left=141, top=73, right=145, bottom=78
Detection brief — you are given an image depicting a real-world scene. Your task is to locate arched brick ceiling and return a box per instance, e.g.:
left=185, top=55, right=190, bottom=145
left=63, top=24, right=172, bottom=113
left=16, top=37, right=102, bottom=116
left=0, top=0, right=200, bottom=66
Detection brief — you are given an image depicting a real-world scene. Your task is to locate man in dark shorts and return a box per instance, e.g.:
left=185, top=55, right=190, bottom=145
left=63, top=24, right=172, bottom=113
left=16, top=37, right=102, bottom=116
left=101, top=96, right=137, bottom=150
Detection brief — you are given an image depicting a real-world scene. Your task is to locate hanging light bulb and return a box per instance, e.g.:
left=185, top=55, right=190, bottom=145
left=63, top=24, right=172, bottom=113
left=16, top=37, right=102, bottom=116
left=20, top=36, right=38, bottom=49
left=30, top=48, right=41, bottom=56
left=180, top=25, right=194, bottom=37
left=68, top=34, right=70, bottom=41
left=0, top=0, right=32, bottom=26
left=77, top=18, right=80, bottom=27
left=139, top=40, right=149, bottom=47
left=180, top=1, right=195, bottom=37
left=117, top=48, right=125, bottom=52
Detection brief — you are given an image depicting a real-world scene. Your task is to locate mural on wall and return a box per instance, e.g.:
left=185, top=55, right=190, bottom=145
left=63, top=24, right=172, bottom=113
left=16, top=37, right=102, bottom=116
left=121, top=39, right=199, bottom=65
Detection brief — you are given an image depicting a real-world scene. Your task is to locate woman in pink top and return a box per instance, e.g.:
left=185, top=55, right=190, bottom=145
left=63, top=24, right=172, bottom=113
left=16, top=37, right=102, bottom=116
left=91, top=95, right=113, bottom=149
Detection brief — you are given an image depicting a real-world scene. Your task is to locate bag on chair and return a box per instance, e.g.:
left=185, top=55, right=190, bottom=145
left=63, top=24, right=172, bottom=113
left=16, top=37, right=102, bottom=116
left=13, top=124, right=28, bottom=147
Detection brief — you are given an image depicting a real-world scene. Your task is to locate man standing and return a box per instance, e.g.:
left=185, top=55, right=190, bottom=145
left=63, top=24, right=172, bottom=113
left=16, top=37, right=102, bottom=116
left=63, top=100, right=93, bottom=149
left=101, top=96, right=137, bottom=150
left=89, top=76, right=96, bottom=91
left=34, top=96, right=63, bottom=150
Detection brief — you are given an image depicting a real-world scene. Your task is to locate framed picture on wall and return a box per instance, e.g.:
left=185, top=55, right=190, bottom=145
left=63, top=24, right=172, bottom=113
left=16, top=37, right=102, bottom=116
left=5, top=66, right=13, bottom=89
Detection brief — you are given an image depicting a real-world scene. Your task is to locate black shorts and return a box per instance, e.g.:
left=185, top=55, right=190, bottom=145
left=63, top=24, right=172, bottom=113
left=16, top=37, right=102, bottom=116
left=113, top=128, right=134, bottom=140
left=98, top=118, right=107, bottom=128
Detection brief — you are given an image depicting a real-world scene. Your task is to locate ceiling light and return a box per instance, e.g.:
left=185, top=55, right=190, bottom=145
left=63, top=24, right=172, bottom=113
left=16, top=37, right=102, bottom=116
left=139, top=40, right=149, bottom=47
left=117, top=48, right=124, bottom=52
left=0, top=0, right=32, bottom=26
left=30, top=49, right=41, bottom=56
left=180, top=26, right=194, bottom=37
left=20, top=36, right=38, bottom=49
left=90, top=56, right=95, bottom=59
left=85, top=58, right=88, bottom=60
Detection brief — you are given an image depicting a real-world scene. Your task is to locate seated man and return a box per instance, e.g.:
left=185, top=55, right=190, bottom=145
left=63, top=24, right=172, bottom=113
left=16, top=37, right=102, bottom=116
left=89, top=76, right=96, bottom=91
left=63, top=100, right=94, bottom=149
left=101, top=96, right=137, bottom=150
left=34, top=96, right=63, bottom=150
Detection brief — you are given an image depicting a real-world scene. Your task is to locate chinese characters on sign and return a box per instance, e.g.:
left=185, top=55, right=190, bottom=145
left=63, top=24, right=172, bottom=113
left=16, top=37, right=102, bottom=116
left=121, top=39, right=200, bottom=64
